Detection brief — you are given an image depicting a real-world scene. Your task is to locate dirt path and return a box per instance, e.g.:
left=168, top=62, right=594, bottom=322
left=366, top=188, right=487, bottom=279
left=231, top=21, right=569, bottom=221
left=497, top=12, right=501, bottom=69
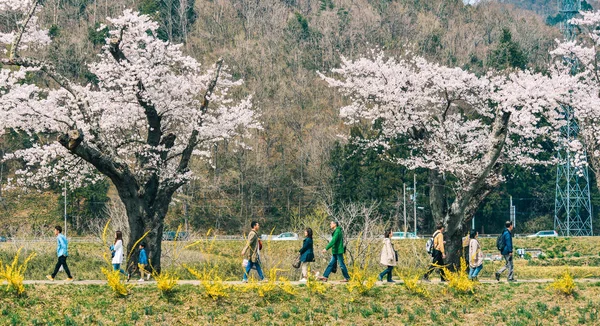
left=22, top=278, right=600, bottom=285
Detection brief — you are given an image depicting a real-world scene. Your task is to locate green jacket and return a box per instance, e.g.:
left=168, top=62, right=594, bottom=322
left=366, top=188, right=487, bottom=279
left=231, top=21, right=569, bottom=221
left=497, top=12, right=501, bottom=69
left=326, top=227, right=345, bottom=255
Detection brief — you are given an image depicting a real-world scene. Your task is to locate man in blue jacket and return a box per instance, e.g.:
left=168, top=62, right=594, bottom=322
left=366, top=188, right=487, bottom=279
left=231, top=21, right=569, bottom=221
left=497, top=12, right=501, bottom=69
left=46, top=225, right=73, bottom=281
left=495, top=221, right=515, bottom=282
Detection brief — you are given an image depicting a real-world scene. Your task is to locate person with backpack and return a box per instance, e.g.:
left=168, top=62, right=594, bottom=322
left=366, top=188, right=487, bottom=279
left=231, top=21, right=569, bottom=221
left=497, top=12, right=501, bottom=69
left=242, top=221, right=265, bottom=282
left=318, top=220, right=351, bottom=282
left=423, top=223, right=447, bottom=282
left=298, top=227, right=315, bottom=282
left=46, top=225, right=74, bottom=282
left=468, top=229, right=484, bottom=281
left=378, top=229, right=397, bottom=283
left=495, top=221, right=516, bottom=282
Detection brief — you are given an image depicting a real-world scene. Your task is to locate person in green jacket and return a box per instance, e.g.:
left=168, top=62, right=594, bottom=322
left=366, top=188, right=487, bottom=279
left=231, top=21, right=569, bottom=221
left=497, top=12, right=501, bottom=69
left=318, top=220, right=350, bottom=282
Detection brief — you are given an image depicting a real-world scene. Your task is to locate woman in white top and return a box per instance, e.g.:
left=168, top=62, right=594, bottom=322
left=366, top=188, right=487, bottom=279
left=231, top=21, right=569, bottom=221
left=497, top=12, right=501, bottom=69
left=112, top=231, right=127, bottom=276
left=468, top=229, right=484, bottom=281
left=377, top=229, right=397, bottom=283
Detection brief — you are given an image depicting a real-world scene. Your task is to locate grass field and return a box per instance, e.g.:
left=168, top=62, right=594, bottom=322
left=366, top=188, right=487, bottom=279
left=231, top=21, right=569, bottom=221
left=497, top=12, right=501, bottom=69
left=1, top=281, right=600, bottom=325
left=2, top=237, right=600, bottom=324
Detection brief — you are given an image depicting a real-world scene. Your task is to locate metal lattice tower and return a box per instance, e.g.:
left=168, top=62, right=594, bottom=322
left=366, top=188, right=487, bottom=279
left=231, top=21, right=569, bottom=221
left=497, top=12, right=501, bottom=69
left=554, top=0, right=593, bottom=236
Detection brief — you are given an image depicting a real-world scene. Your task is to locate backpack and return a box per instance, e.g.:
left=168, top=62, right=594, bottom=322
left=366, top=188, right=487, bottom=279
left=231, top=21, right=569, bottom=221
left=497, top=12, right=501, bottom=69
left=426, top=231, right=440, bottom=256
left=496, top=230, right=507, bottom=252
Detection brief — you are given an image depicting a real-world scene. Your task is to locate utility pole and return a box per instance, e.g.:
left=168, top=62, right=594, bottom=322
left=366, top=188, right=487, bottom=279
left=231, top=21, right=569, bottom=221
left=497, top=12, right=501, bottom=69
left=63, top=180, right=67, bottom=237
left=510, top=195, right=516, bottom=228
left=413, top=174, right=417, bottom=236
left=403, top=183, right=407, bottom=234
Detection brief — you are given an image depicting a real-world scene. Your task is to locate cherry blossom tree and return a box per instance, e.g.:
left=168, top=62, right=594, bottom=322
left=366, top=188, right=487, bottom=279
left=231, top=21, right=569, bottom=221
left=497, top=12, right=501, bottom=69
left=551, top=11, right=600, bottom=191
left=0, top=0, right=259, bottom=272
left=320, top=52, right=570, bottom=267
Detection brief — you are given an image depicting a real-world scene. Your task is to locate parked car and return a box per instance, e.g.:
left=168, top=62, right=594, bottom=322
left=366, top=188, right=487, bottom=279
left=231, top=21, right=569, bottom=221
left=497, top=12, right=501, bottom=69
left=391, top=232, right=419, bottom=239
left=527, top=230, right=558, bottom=238
left=162, top=231, right=189, bottom=241
left=0, top=236, right=6, bottom=242
left=271, top=232, right=299, bottom=241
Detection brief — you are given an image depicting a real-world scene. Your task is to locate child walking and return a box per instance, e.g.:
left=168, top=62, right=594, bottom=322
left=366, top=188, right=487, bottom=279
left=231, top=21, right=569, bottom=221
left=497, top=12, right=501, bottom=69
left=138, top=243, right=150, bottom=281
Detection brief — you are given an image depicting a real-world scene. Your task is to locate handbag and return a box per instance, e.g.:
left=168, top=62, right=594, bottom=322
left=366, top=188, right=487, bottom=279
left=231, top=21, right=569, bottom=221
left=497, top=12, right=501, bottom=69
left=242, top=259, right=249, bottom=268
left=292, top=255, right=301, bottom=269
left=394, top=250, right=399, bottom=262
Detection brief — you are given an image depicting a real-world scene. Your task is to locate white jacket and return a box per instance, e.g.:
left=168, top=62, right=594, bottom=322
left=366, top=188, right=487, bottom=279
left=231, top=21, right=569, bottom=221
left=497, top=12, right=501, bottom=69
left=469, top=238, right=483, bottom=268
left=380, top=238, right=397, bottom=266
left=112, top=240, right=124, bottom=264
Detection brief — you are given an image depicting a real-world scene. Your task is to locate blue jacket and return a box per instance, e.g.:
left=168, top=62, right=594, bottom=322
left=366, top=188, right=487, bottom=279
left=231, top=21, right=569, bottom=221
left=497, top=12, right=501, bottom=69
left=57, top=233, right=68, bottom=257
left=501, top=228, right=513, bottom=255
left=139, top=248, right=148, bottom=265
left=299, top=238, right=315, bottom=262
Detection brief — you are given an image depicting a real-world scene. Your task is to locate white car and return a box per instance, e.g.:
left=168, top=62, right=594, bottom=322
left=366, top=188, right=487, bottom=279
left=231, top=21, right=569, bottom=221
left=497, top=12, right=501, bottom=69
left=527, top=230, right=559, bottom=238
left=271, top=232, right=299, bottom=241
left=391, top=232, right=419, bottom=239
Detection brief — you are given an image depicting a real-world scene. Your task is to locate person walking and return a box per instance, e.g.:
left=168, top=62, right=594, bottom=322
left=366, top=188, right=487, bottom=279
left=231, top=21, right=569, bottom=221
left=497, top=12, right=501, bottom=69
left=495, top=221, right=516, bottom=282
left=242, top=221, right=265, bottom=282
left=138, top=242, right=150, bottom=282
left=299, top=228, right=315, bottom=282
left=318, top=220, right=351, bottom=282
left=112, top=231, right=127, bottom=277
left=378, top=229, right=396, bottom=283
left=468, top=229, right=484, bottom=281
left=46, top=225, right=73, bottom=281
left=423, top=223, right=447, bottom=282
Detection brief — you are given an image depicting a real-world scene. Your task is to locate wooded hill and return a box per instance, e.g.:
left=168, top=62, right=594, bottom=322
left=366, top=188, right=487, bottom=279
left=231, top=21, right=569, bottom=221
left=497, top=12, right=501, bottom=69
left=1, top=0, right=597, bottom=236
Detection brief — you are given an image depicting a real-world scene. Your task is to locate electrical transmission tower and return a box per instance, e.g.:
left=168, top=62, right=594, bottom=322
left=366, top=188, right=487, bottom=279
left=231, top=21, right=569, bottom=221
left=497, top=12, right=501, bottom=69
left=554, top=0, right=593, bottom=236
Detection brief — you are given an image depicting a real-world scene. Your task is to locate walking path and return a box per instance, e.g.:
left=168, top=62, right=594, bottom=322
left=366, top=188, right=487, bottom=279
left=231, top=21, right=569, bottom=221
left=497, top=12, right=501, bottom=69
left=22, top=278, right=600, bottom=286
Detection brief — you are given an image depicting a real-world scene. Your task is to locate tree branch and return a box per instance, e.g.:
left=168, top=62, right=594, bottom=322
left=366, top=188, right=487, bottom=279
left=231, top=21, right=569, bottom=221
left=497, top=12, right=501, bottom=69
left=176, top=57, right=224, bottom=176
left=8, top=0, right=41, bottom=60
left=108, top=29, right=163, bottom=147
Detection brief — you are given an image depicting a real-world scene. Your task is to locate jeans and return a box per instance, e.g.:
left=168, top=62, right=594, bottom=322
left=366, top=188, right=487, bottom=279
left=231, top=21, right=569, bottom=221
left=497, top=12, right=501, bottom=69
left=112, top=263, right=127, bottom=276
left=379, top=266, right=394, bottom=282
left=424, top=250, right=447, bottom=281
left=243, top=260, right=265, bottom=281
left=51, top=255, right=72, bottom=278
left=497, top=254, right=514, bottom=280
left=469, top=265, right=483, bottom=279
left=323, top=254, right=350, bottom=280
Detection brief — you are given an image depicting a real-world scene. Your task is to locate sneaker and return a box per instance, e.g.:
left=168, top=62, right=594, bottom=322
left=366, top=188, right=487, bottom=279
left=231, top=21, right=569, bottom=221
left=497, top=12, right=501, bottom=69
left=377, top=276, right=383, bottom=282
left=66, top=278, right=74, bottom=282
left=46, top=275, right=54, bottom=281
left=387, top=280, right=396, bottom=283
left=242, top=279, right=248, bottom=283
left=299, top=278, right=307, bottom=282
left=138, top=278, right=145, bottom=282
left=495, top=272, right=501, bottom=282
left=508, top=279, right=517, bottom=282
left=340, top=279, right=350, bottom=283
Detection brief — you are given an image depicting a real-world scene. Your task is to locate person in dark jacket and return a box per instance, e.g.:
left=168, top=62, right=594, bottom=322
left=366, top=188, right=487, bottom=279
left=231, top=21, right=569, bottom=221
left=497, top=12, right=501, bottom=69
left=495, top=221, right=516, bottom=282
left=299, top=227, right=315, bottom=282
left=319, top=220, right=351, bottom=282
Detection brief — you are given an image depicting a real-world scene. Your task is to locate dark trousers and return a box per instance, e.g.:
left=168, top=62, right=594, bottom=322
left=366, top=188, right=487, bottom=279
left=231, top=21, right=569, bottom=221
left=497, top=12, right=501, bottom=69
left=424, top=250, right=447, bottom=281
left=51, top=255, right=72, bottom=278
left=379, top=266, right=394, bottom=281
left=323, top=254, right=351, bottom=279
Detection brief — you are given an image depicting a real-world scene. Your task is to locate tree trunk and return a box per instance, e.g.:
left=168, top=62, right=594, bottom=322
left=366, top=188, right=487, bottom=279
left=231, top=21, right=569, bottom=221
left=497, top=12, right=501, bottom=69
left=114, top=181, right=172, bottom=274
